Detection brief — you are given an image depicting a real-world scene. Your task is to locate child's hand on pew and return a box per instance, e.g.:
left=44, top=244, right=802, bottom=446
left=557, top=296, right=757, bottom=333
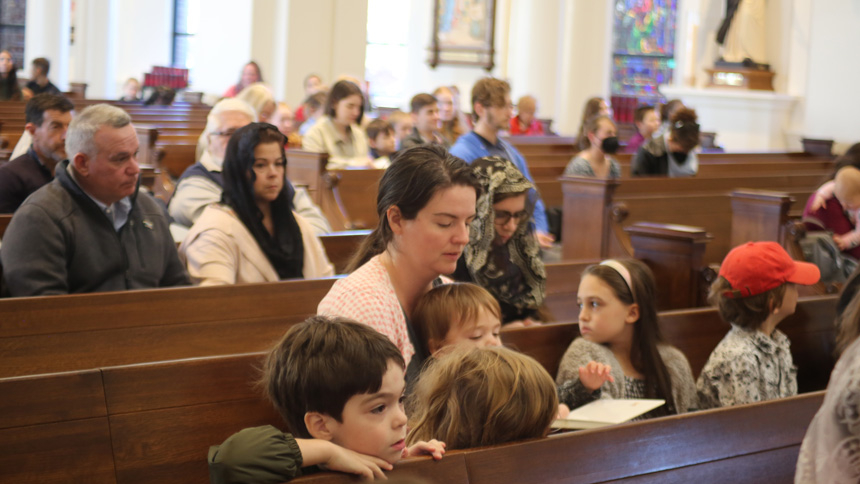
left=503, top=318, right=542, bottom=329
left=299, top=439, right=392, bottom=480
left=557, top=404, right=571, bottom=419
left=578, top=361, right=614, bottom=391
left=402, top=439, right=446, bottom=460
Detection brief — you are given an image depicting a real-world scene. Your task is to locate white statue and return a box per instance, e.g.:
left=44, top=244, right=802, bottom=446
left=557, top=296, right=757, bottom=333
left=716, top=0, right=767, bottom=66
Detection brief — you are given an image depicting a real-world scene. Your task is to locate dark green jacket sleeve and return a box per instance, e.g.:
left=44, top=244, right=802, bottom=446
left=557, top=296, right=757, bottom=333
left=208, top=426, right=304, bottom=484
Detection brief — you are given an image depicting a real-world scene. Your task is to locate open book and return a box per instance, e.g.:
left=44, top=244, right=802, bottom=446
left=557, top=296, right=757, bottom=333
left=553, top=399, right=665, bottom=430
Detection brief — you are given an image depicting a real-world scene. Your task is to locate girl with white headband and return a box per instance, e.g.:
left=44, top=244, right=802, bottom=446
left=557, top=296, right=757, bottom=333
left=555, top=259, right=698, bottom=418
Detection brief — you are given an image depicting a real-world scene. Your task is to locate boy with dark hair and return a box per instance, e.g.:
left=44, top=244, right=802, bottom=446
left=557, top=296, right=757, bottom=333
left=400, top=93, right=446, bottom=149
left=0, top=93, right=74, bottom=212
left=366, top=119, right=396, bottom=168
left=208, top=316, right=445, bottom=483
left=697, top=241, right=820, bottom=409
left=624, top=105, right=661, bottom=154
left=26, top=57, right=61, bottom=96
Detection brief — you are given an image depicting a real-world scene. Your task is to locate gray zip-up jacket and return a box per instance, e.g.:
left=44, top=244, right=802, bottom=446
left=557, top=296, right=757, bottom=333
left=1, top=160, right=190, bottom=296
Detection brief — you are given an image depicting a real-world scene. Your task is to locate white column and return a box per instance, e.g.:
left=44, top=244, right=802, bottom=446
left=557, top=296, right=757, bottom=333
left=70, top=0, right=120, bottom=99
left=251, top=0, right=289, bottom=101
left=24, top=0, right=71, bottom=90
left=505, top=0, right=563, bottom=129
left=555, top=0, right=613, bottom=136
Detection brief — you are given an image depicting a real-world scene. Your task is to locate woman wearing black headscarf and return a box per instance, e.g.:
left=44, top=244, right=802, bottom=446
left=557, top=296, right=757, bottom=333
left=179, top=123, right=333, bottom=285
left=452, top=156, right=547, bottom=325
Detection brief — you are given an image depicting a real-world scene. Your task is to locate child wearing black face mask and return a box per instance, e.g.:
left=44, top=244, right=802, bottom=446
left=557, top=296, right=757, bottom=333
left=631, top=108, right=701, bottom=177
left=564, top=115, right=621, bottom=178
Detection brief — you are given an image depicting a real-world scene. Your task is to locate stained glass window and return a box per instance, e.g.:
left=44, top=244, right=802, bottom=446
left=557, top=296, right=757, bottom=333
left=611, top=0, right=677, bottom=121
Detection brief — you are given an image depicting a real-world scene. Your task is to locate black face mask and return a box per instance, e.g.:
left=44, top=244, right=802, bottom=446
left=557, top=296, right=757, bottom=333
left=600, top=136, right=620, bottom=154
left=671, top=151, right=689, bottom=164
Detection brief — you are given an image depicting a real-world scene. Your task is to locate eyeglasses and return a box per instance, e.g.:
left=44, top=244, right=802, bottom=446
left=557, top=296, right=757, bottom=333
left=210, top=129, right=238, bottom=138
left=494, top=210, right=529, bottom=225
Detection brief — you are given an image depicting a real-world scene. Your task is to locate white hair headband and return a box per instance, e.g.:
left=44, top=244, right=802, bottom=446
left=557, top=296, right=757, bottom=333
left=600, top=259, right=634, bottom=300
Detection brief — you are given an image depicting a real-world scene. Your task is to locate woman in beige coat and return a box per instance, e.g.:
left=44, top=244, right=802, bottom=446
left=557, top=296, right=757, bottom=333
left=180, top=123, right=333, bottom=286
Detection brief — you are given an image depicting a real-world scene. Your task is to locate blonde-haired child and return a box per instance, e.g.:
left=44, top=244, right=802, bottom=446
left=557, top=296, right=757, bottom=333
left=556, top=259, right=698, bottom=418
left=412, top=282, right=502, bottom=355
left=407, top=345, right=558, bottom=449
left=697, top=241, right=820, bottom=409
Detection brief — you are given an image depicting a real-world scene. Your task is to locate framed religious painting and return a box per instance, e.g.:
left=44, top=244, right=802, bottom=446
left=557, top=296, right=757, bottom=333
left=428, top=0, right=496, bottom=70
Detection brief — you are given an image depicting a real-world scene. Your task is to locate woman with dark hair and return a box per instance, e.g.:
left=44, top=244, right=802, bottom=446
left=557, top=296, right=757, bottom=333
left=632, top=107, right=701, bottom=177
left=179, top=123, right=333, bottom=285
left=222, top=61, right=263, bottom=98
left=564, top=115, right=621, bottom=178
left=0, top=50, right=23, bottom=101
left=318, top=144, right=481, bottom=379
left=452, top=156, right=546, bottom=325
left=301, top=80, right=371, bottom=168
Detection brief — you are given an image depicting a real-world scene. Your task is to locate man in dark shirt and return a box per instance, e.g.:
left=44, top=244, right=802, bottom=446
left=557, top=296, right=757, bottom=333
left=25, top=57, right=61, bottom=96
left=0, top=93, right=73, bottom=212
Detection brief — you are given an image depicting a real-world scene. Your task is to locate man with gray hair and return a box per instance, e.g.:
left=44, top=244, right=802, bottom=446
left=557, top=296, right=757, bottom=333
left=169, top=98, right=330, bottom=236
left=1, top=104, right=190, bottom=296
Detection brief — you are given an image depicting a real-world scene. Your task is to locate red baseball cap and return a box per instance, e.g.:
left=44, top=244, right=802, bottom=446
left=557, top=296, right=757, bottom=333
left=719, top=241, right=820, bottom=298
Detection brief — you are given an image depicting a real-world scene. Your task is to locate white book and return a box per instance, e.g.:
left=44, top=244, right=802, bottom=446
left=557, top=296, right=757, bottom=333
left=552, top=398, right=666, bottom=430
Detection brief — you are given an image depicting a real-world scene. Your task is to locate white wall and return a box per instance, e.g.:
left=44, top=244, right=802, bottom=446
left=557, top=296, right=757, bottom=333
left=24, top=0, right=71, bottom=90
left=401, top=0, right=510, bottom=113
left=193, top=0, right=253, bottom=96
left=803, top=0, right=860, bottom=145
left=115, top=0, right=173, bottom=95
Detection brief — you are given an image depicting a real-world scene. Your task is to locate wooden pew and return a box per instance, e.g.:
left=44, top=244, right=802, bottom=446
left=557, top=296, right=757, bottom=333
left=0, top=370, right=116, bottom=483
left=560, top=175, right=823, bottom=264
left=0, top=278, right=338, bottom=378
left=1, top=339, right=829, bottom=484
left=318, top=230, right=371, bottom=274
left=3, top=360, right=824, bottom=483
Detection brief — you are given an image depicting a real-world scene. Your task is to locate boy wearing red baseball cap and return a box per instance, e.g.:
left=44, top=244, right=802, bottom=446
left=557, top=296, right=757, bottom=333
left=696, top=241, right=821, bottom=409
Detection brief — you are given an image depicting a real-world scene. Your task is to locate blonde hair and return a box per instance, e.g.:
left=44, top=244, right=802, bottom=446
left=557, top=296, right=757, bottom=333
left=406, top=346, right=558, bottom=450
left=433, top=86, right=466, bottom=143
left=835, top=166, right=860, bottom=202
left=236, top=82, right=275, bottom=118
left=412, top=283, right=501, bottom=353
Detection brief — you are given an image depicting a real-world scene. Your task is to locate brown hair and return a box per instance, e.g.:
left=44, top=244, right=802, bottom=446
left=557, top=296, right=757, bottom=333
left=412, top=283, right=502, bottom=353
left=410, top=93, right=437, bottom=114
left=579, top=115, right=616, bottom=150
left=661, top=99, right=685, bottom=121
left=709, top=277, right=788, bottom=331
left=406, top=346, right=557, bottom=450
left=324, top=80, right=364, bottom=120
left=433, top=86, right=466, bottom=142
left=262, top=315, right=405, bottom=439
left=366, top=118, right=393, bottom=140
left=32, top=57, right=50, bottom=76
left=669, top=108, right=700, bottom=152
left=471, top=78, right=510, bottom=122
left=577, top=97, right=607, bottom=141
left=583, top=260, right=678, bottom=413
left=346, top=144, right=481, bottom=272
left=634, top=105, right=656, bottom=124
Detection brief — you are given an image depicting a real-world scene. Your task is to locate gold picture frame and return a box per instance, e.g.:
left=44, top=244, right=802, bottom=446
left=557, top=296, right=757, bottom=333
left=429, top=0, right=497, bottom=70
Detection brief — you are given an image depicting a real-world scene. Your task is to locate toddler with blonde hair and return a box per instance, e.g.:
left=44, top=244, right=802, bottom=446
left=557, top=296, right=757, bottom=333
left=407, top=345, right=558, bottom=450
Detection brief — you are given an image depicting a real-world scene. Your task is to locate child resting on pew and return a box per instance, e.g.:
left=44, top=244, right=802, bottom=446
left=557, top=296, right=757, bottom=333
left=412, top=282, right=503, bottom=356
left=407, top=345, right=558, bottom=449
left=208, top=316, right=445, bottom=484
left=556, top=259, right=698, bottom=418
left=366, top=118, right=396, bottom=169
left=697, top=241, right=820, bottom=409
